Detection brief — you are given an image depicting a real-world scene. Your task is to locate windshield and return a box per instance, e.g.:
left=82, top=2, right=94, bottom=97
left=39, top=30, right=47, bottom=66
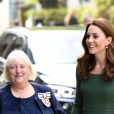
left=28, top=30, right=84, bottom=64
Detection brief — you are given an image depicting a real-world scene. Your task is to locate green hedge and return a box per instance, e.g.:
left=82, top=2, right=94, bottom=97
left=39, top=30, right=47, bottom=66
left=25, top=7, right=67, bottom=26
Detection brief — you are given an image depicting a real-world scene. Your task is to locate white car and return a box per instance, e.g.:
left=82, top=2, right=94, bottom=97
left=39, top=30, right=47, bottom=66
left=0, top=56, right=6, bottom=86
left=0, top=56, right=6, bottom=75
left=0, top=27, right=84, bottom=114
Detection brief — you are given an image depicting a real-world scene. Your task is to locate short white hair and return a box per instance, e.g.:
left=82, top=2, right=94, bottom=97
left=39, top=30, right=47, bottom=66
left=1, top=49, right=37, bottom=82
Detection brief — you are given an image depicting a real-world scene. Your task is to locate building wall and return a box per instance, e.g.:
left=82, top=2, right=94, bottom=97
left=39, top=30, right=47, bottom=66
left=67, top=0, right=91, bottom=9
left=0, top=0, right=10, bottom=28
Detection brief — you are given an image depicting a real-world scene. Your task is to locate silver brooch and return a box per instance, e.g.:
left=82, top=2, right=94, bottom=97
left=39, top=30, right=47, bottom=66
left=38, top=92, right=51, bottom=107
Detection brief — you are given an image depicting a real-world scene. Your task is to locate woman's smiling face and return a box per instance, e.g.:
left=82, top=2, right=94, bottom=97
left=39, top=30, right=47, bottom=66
left=86, top=25, right=111, bottom=55
left=7, top=57, right=30, bottom=84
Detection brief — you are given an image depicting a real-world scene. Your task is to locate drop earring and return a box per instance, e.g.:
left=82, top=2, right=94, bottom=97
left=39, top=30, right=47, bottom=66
left=106, top=45, right=108, bottom=48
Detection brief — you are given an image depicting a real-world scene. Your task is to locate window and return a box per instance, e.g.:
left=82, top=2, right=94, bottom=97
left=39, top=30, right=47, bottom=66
left=0, top=34, right=24, bottom=58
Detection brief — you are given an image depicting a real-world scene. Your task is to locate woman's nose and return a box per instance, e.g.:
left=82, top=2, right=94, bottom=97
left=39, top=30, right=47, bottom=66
left=87, top=36, right=93, bottom=42
left=16, top=66, right=21, bottom=73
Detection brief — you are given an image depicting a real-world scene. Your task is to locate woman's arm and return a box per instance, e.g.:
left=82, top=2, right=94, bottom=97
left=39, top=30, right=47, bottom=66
left=50, top=89, right=67, bottom=114
left=71, top=66, right=83, bottom=114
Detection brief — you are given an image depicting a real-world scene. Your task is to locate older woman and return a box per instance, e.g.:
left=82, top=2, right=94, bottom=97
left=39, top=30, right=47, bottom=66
left=0, top=49, right=66, bottom=114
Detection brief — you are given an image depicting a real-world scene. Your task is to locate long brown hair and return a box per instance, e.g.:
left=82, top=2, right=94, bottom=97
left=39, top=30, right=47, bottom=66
left=78, top=18, right=114, bottom=80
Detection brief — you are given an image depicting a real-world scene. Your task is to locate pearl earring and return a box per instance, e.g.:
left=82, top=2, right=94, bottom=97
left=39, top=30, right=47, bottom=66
left=106, top=45, right=108, bottom=48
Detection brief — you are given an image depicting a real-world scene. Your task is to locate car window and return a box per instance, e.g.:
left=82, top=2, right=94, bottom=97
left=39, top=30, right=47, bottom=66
left=0, top=34, right=25, bottom=58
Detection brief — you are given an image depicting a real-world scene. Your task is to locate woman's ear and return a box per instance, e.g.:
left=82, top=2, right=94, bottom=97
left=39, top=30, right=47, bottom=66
left=106, top=37, right=112, bottom=45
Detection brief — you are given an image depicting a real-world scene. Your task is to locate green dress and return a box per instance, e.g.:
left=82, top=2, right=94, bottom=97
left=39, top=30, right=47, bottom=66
left=71, top=72, right=114, bottom=114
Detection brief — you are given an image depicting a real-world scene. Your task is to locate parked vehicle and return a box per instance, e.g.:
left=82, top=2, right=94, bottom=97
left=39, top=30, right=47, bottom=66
left=0, top=56, right=6, bottom=86
left=0, top=56, right=6, bottom=74
left=0, top=27, right=84, bottom=114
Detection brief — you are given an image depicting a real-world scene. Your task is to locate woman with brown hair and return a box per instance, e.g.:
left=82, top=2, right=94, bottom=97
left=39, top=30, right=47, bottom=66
left=71, top=17, right=114, bottom=114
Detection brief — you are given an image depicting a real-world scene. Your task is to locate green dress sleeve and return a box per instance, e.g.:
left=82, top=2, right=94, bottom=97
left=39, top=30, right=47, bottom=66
left=71, top=67, right=83, bottom=114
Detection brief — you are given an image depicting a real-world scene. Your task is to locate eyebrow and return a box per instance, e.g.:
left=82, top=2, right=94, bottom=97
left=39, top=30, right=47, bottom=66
left=87, top=32, right=98, bottom=35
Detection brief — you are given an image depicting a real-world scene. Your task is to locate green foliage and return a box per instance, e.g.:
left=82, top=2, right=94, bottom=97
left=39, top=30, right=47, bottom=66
left=22, top=0, right=114, bottom=27
left=22, top=0, right=67, bottom=26
left=30, top=25, right=84, bottom=30
left=33, top=8, right=67, bottom=25
left=110, top=6, right=114, bottom=23
left=93, top=0, right=114, bottom=6
left=58, top=0, right=67, bottom=7
left=92, top=0, right=114, bottom=23
left=39, top=0, right=58, bottom=8
left=38, top=0, right=66, bottom=8
left=24, top=0, right=38, bottom=4
left=74, top=5, right=96, bottom=24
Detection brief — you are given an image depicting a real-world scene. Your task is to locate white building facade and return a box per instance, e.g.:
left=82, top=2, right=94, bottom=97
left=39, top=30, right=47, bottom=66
left=0, top=0, right=10, bottom=28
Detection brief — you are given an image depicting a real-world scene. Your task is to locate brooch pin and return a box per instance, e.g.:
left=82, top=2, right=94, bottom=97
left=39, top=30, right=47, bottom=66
left=38, top=92, right=51, bottom=107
